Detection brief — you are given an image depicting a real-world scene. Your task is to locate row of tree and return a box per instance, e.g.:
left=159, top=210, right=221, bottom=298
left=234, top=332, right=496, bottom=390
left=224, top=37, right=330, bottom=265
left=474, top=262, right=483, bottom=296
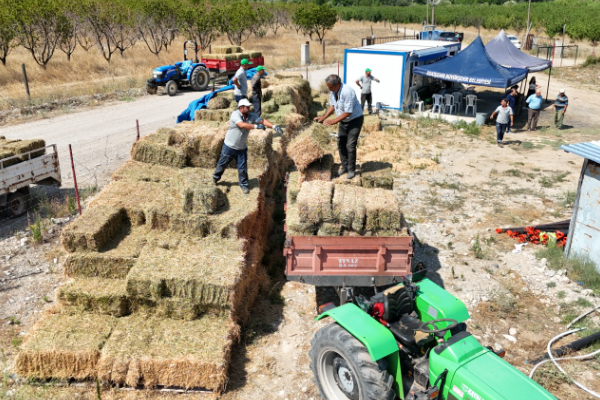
left=0, top=0, right=338, bottom=68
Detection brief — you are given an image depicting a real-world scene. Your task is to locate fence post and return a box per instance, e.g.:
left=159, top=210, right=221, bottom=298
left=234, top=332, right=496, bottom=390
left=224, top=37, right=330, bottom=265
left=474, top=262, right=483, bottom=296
left=69, top=144, right=82, bottom=216
left=574, top=45, right=578, bottom=66
left=21, top=64, right=30, bottom=101
left=136, top=119, right=140, bottom=141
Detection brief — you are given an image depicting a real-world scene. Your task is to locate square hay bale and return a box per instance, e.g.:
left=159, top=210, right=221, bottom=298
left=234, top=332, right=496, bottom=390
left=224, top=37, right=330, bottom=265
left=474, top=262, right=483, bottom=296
left=287, top=124, right=331, bottom=171
left=126, top=237, right=247, bottom=308
left=112, top=161, right=178, bottom=183
left=364, top=188, right=403, bottom=232
left=274, top=72, right=303, bottom=80
left=182, top=184, right=225, bottom=214
left=245, top=50, right=262, bottom=58
left=362, top=114, right=382, bottom=133
left=0, top=139, right=46, bottom=163
left=61, top=207, right=127, bottom=253
left=57, top=278, right=129, bottom=317
left=285, top=202, right=316, bottom=236
left=332, top=184, right=366, bottom=232
left=300, top=154, right=333, bottom=182
left=174, top=123, right=225, bottom=169
left=332, top=163, right=363, bottom=186
left=194, top=109, right=231, bottom=122
left=129, top=297, right=208, bottom=321
left=296, top=180, right=334, bottom=224
left=361, top=161, right=394, bottom=190
left=131, top=128, right=187, bottom=168
left=318, top=223, right=341, bottom=236
left=64, top=225, right=149, bottom=279
left=262, top=99, right=279, bottom=114
left=246, top=129, right=274, bottom=170
left=97, top=314, right=239, bottom=391
left=286, top=169, right=301, bottom=204
left=208, top=96, right=231, bottom=110
left=15, top=313, right=116, bottom=380
left=211, top=45, right=243, bottom=54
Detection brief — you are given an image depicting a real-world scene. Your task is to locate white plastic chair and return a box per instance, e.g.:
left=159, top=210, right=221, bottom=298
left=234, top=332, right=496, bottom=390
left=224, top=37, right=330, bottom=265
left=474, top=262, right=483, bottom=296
left=453, top=92, right=463, bottom=114
left=465, top=95, right=477, bottom=116
left=444, top=94, right=455, bottom=114
left=432, top=94, right=444, bottom=114
left=412, top=91, right=424, bottom=112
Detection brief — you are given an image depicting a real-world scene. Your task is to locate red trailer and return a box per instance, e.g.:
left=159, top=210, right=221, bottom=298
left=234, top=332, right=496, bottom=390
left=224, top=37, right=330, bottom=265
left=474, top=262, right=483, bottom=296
left=200, top=56, right=265, bottom=76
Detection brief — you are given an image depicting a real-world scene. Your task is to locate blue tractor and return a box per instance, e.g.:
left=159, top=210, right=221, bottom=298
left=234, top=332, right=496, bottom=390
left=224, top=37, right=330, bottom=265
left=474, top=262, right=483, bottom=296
left=146, top=41, right=211, bottom=96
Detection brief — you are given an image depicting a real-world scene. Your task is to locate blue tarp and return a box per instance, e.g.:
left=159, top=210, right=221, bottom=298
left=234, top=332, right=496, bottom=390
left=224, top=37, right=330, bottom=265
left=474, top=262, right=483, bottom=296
left=176, top=68, right=265, bottom=123
left=413, top=36, right=528, bottom=88
left=485, top=30, right=551, bottom=72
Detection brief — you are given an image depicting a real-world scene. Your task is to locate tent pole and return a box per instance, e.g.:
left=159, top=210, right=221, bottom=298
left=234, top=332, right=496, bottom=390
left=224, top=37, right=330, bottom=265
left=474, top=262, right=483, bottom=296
left=519, top=72, right=528, bottom=116
left=546, top=65, right=552, bottom=103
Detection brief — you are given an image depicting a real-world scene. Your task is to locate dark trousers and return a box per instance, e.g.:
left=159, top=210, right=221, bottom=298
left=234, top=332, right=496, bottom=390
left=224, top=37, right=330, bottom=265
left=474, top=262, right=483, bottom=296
left=234, top=94, right=247, bottom=103
left=361, top=93, right=372, bottom=113
left=213, top=144, right=248, bottom=188
left=338, top=116, right=364, bottom=172
left=527, top=108, right=540, bottom=130
left=252, top=94, right=262, bottom=117
left=496, top=123, right=508, bottom=143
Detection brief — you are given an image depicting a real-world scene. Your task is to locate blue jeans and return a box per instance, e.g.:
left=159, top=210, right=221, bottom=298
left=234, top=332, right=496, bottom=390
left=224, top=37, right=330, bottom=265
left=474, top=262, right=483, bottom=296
left=496, top=123, right=508, bottom=142
left=234, top=95, right=247, bottom=103
left=213, top=144, right=248, bottom=188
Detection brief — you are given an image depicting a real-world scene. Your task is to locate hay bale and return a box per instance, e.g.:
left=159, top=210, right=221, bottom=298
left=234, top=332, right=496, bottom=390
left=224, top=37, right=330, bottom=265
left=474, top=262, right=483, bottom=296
left=131, top=129, right=187, bottom=168
left=57, top=278, right=129, bottom=317
left=208, top=96, right=231, bottom=110
left=245, top=50, right=262, bottom=58
left=362, top=114, right=381, bottom=133
left=262, top=99, right=279, bottom=114
left=261, top=79, right=270, bottom=89
left=332, top=184, right=366, bottom=232
left=126, top=237, right=247, bottom=308
left=61, top=207, right=127, bottom=253
left=332, top=163, right=363, bottom=186
left=129, top=297, right=206, bottom=321
left=15, top=313, right=116, bottom=380
left=300, top=154, right=333, bottom=182
left=246, top=129, right=273, bottom=170
left=211, top=45, right=243, bottom=54
left=296, top=180, right=334, bottom=224
left=112, top=161, right=178, bottom=183
left=182, top=185, right=225, bottom=214
left=361, top=161, right=394, bottom=190
left=173, top=123, right=225, bottom=169
left=0, top=139, right=46, bottom=163
left=317, top=223, right=341, bottom=236
left=286, top=169, right=301, bottom=205
left=364, top=188, right=403, bottom=232
left=97, top=314, right=239, bottom=391
left=285, top=202, right=316, bottom=236
left=274, top=72, right=303, bottom=80
left=287, top=124, right=331, bottom=170
left=194, top=109, right=230, bottom=122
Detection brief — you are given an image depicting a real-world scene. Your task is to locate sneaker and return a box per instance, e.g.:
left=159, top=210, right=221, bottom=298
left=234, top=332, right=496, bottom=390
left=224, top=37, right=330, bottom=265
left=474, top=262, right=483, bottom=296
left=527, top=128, right=531, bottom=132
left=347, top=171, right=355, bottom=179
left=241, top=186, right=250, bottom=195
left=213, top=177, right=219, bottom=185
left=338, top=167, right=348, bottom=176
left=497, top=142, right=504, bottom=148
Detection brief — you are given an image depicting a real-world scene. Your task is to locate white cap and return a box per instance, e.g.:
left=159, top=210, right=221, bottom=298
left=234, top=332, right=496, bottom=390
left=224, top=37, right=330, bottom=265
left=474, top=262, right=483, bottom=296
left=238, top=98, right=252, bottom=108
left=559, top=88, right=565, bottom=93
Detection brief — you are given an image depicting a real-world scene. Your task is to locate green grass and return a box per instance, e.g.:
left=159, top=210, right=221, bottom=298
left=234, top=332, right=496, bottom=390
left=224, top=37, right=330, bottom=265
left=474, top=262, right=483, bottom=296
left=536, top=246, right=600, bottom=292
left=503, top=169, right=522, bottom=178
left=561, top=190, right=576, bottom=208
left=539, top=172, right=569, bottom=188
left=455, top=120, right=480, bottom=136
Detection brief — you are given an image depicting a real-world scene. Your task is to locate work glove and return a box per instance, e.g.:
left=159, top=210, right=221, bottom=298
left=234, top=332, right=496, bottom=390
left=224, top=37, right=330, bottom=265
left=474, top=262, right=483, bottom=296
left=255, top=124, right=266, bottom=130
left=273, top=125, right=284, bottom=135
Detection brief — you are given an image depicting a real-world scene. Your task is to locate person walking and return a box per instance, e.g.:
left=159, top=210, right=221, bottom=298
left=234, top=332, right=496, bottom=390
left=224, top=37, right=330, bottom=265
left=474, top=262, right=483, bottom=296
left=505, top=87, right=517, bottom=133
left=213, top=99, right=283, bottom=194
left=552, top=89, right=569, bottom=129
left=526, top=76, right=540, bottom=99
left=526, top=88, right=543, bottom=131
left=490, top=98, right=514, bottom=147
left=314, top=74, right=364, bottom=179
left=232, top=58, right=251, bottom=102
left=355, top=68, right=380, bottom=114
left=250, top=66, right=266, bottom=116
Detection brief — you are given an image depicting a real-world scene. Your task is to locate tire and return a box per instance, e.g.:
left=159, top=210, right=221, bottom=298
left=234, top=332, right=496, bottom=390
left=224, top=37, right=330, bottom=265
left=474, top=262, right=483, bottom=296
left=190, top=66, right=210, bottom=91
left=7, top=191, right=28, bottom=217
left=166, top=80, right=178, bottom=96
left=146, top=82, right=157, bottom=95
left=309, top=323, right=395, bottom=400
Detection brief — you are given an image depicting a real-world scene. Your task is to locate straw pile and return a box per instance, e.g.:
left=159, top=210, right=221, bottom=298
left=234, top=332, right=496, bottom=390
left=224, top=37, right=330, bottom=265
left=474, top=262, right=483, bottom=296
left=361, top=161, right=394, bottom=190
left=0, top=138, right=46, bottom=166
left=15, top=313, right=116, bottom=380
left=287, top=124, right=331, bottom=171
left=58, top=278, right=129, bottom=317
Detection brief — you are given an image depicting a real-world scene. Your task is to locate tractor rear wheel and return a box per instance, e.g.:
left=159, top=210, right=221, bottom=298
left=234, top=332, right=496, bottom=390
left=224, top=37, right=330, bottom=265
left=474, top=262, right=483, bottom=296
left=166, top=80, right=178, bottom=96
left=190, top=66, right=210, bottom=91
left=309, top=323, right=395, bottom=400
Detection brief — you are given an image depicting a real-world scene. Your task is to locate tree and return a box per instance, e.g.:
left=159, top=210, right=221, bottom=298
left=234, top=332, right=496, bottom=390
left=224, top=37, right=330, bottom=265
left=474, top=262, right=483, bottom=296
left=84, top=0, right=121, bottom=63
left=292, top=3, right=337, bottom=44
left=58, top=1, right=78, bottom=62
left=136, top=0, right=178, bottom=55
left=270, top=3, right=291, bottom=35
left=179, top=2, right=218, bottom=51
left=253, top=4, right=273, bottom=38
left=216, top=1, right=258, bottom=46
left=0, top=0, right=17, bottom=66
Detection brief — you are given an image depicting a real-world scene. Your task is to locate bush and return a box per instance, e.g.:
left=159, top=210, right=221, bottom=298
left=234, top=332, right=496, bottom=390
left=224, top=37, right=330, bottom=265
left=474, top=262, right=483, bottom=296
left=582, top=55, right=600, bottom=68
left=536, top=246, right=600, bottom=291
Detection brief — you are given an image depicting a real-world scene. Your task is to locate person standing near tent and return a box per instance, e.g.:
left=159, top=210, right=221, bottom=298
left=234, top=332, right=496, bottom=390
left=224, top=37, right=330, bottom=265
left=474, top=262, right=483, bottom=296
left=490, top=98, right=513, bottom=147
left=314, top=74, right=364, bottom=179
left=505, top=87, right=517, bottom=133
left=526, top=76, right=540, bottom=99
left=526, top=88, right=543, bottom=131
left=552, top=89, right=569, bottom=129
left=232, top=59, right=251, bottom=102
left=355, top=68, right=380, bottom=114
left=250, top=66, right=266, bottom=116
left=213, top=99, right=283, bottom=194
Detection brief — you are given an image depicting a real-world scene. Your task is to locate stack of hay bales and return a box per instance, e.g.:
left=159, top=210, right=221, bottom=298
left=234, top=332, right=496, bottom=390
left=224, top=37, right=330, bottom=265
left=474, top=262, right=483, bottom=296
left=0, top=138, right=46, bottom=167
left=15, top=89, right=312, bottom=391
left=202, top=46, right=262, bottom=62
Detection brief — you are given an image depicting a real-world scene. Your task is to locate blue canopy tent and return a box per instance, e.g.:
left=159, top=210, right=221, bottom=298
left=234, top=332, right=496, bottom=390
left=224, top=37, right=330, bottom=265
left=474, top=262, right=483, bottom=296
left=413, top=36, right=528, bottom=89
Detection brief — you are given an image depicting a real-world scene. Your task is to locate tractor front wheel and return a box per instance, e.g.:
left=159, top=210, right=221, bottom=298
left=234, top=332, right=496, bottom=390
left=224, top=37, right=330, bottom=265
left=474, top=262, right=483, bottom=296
left=309, top=323, right=395, bottom=400
left=146, top=81, right=157, bottom=95
left=190, top=66, right=210, bottom=91
left=166, top=80, right=178, bottom=96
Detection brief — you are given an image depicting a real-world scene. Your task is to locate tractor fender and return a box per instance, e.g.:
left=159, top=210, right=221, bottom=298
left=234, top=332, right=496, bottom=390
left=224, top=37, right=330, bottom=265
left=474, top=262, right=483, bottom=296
left=188, top=63, right=208, bottom=80
left=315, top=303, right=398, bottom=362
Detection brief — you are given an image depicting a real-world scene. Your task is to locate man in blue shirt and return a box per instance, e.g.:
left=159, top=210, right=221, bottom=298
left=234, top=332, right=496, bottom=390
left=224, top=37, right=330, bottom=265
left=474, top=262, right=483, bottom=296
left=526, top=89, right=543, bottom=131
left=505, top=88, right=517, bottom=133
left=314, top=74, right=363, bottom=179
left=552, top=89, right=569, bottom=129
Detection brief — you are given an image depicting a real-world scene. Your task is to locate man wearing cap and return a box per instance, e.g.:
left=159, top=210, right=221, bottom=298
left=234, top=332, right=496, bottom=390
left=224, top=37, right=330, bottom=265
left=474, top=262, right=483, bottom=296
left=213, top=99, right=283, bottom=194
left=232, top=58, right=251, bottom=102
left=355, top=68, right=380, bottom=114
left=314, top=74, right=363, bottom=179
left=552, top=89, right=569, bottom=129
left=250, top=66, right=266, bottom=116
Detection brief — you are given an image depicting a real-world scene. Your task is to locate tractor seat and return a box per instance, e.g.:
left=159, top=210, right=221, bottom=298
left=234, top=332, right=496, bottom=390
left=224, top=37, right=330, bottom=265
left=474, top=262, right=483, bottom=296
left=389, top=315, right=429, bottom=353
left=382, top=284, right=416, bottom=322
left=180, top=60, right=193, bottom=75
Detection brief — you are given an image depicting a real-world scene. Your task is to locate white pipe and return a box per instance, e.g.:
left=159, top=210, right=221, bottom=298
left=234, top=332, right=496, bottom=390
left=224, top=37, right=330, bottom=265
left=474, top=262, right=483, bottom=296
left=529, top=347, right=600, bottom=378
left=566, top=304, right=600, bottom=329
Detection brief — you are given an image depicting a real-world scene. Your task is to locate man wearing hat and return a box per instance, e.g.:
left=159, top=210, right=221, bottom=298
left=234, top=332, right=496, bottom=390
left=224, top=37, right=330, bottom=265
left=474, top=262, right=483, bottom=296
left=232, top=58, right=251, bottom=102
left=552, top=89, right=569, bottom=129
left=250, top=65, right=266, bottom=116
left=355, top=68, right=380, bottom=114
left=213, top=99, right=283, bottom=194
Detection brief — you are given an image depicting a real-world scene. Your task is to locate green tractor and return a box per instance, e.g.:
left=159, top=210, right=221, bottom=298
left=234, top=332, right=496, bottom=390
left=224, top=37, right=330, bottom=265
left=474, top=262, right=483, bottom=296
left=309, top=275, right=557, bottom=400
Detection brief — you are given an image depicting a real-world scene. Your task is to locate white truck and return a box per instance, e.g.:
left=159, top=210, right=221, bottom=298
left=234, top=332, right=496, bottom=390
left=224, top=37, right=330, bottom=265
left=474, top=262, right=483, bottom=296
left=0, top=144, right=61, bottom=217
